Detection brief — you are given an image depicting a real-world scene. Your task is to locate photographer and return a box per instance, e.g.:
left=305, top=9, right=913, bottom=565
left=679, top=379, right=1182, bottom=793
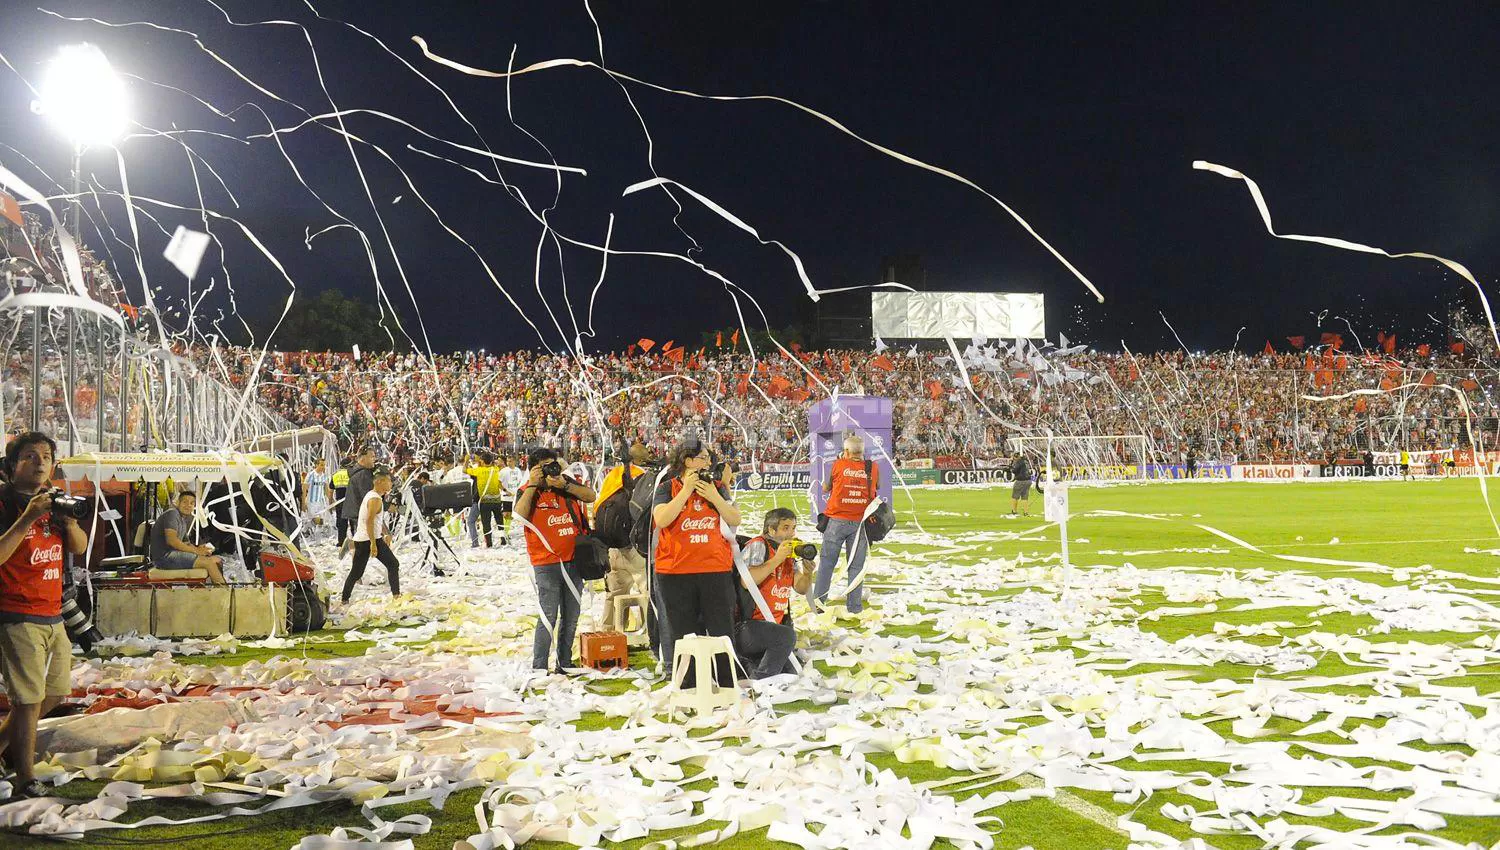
left=815, top=434, right=877, bottom=614
left=515, top=448, right=596, bottom=672
left=0, top=432, right=88, bottom=799
left=149, top=489, right=228, bottom=584
left=735, top=507, right=813, bottom=679
left=340, top=471, right=400, bottom=604
left=652, top=438, right=741, bottom=686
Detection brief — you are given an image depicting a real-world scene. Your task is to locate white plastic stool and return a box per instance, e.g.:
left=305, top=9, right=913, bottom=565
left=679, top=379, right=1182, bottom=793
left=611, top=593, right=649, bottom=647
left=668, top=634, right=740, bottom=712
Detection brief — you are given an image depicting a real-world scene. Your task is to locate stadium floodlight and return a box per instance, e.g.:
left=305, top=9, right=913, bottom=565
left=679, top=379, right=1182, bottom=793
left=35, top=43, right=129, bottom=148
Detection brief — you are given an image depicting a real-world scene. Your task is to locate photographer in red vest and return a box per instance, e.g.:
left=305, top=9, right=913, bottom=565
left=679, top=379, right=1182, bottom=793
left=814, top=434, right=878, bottom=613
left=515, top=447, right=596, bottom=673
left=0, top=432, right=88, bottom=799
left=652, top=437, right=741, bottom=686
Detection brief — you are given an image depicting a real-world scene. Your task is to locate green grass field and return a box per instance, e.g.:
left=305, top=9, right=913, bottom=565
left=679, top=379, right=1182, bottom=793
left=10, top=479, right=1500, bottom=850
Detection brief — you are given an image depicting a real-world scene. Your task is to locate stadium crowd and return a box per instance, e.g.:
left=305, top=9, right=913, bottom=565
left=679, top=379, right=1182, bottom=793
left=209, top=344, right=1486, bottom=467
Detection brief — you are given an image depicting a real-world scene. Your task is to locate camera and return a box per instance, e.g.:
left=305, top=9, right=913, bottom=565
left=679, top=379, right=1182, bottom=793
left=49, top=489, right=87, bottom=520
left=787, top=538, right=818, bottom=560
left=540, top=460, right=563, bottom=478
left=709, top=460, right=728, bottom=481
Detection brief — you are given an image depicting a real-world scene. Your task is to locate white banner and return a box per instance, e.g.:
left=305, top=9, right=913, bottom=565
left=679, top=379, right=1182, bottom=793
left=871, top=291, right=1045, bottom=339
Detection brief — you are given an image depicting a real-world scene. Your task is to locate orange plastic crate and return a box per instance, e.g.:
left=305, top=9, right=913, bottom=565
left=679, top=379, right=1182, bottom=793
left=579, top=631, right=628, bottom=670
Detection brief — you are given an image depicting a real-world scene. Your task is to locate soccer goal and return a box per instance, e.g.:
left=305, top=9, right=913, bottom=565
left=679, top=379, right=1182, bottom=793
left=1006, top=434, right=1151, bottom=482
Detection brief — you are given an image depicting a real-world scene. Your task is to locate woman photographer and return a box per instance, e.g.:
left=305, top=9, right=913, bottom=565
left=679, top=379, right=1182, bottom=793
left=515, top=447, right=596, bottom=673
left=652, top=438, right=741, bottom=686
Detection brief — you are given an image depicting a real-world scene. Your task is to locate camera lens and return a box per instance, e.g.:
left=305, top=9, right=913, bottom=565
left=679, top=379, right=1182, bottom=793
left=795, top=543, right=818, bottom=560
left=541, top=461, right=562, bottom=478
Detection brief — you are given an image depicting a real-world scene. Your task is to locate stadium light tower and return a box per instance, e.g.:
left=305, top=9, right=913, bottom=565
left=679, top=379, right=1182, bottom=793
left=35, top=42, right=129, bottom=235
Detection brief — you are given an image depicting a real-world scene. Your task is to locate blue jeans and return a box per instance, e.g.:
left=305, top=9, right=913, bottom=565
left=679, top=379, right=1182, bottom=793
left=814, top=518, right=868, bottom=613
left=532, top=560, right=582, bottom=670
left=734, top=619, right=797, bottom=678
left=465, top=505, right=480, bottom=546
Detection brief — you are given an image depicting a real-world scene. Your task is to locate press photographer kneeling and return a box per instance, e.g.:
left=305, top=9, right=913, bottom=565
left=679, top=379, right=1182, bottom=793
left=735, top=507, right=814, bottom=679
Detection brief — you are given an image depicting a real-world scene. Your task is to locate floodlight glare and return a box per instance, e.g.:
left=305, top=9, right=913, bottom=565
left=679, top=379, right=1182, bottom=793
left=35, top=43, right=128, bottom=147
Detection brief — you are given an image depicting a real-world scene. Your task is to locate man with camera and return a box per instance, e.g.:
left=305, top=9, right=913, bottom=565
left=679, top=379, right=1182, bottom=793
left=515, top=449, right=596, bottom=672
left=815, top=434, right=878, bottom=614
left=150, top=489, right=228, bottom=584
left=0, top=432, right=89, bottom=798
left=735, top=507, right=814, bottom=679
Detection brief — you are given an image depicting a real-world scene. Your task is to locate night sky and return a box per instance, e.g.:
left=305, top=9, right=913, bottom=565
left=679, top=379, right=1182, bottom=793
left=1, top=1, right=1495, bottom=354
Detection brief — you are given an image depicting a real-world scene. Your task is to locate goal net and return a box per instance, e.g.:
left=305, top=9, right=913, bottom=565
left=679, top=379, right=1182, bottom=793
left=1006, top=434, right=1150, bottom=482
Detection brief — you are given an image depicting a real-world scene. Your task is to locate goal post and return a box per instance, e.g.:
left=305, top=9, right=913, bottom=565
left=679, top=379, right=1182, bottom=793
left=1006, top=434, right=1150, bottom=482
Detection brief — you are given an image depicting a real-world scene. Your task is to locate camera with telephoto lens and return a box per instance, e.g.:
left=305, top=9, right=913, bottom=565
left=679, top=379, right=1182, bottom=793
left=786, top=538, right=818, bottom=560
left=540, top=460, right=563, bottom=478
left=49, top=489, right=88, bottom=520
left=710, top=460, right=729, bottom=481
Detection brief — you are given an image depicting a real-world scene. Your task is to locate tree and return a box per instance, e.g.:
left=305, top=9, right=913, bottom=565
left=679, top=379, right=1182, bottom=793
left=260, top=289, right=404, bottom=352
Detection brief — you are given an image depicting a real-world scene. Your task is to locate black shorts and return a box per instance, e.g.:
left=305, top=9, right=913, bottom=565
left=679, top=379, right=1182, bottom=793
left=501, top=500, right=514, bottom=514
left=1012, top=479, right=1032, bottom=499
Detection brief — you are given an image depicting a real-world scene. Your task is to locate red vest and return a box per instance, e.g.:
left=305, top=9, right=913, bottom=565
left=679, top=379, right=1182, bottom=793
left=655, top=479, right=733, bottom=574
left=0, top=513, right=65, bottom=618
left=520, top=486, right=578, bottom=566
left=748, top=535, right=795, bottom=624
left=826, top=457, right=877, bottom=521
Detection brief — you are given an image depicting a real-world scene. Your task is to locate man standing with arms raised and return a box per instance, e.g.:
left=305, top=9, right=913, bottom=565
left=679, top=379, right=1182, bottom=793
left=814, top=434, right=878, bottom=614
left=0, top=432, right=88, bottom=798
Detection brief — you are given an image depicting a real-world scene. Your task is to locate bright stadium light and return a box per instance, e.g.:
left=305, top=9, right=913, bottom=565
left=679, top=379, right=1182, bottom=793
left=35, top=43, right=129, bottom=147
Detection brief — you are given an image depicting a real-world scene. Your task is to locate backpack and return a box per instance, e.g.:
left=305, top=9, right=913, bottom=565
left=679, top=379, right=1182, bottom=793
left=562, top=495, right=610, bottom=581
left=864, top=499, right=896, bottom=542
left=592, top=464, right=637, bottom=549
left=629, top=467, right=662, bottom=558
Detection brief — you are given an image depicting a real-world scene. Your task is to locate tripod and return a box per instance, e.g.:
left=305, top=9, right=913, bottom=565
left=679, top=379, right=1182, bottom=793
left=413, top=511, right=462, bottom=577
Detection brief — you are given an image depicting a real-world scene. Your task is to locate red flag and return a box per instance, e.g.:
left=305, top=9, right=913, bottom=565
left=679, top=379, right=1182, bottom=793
left=1127, top=361, right=1139, bottom=381
left=1287, top=336, right=1305, bottom=349
left=1354, top=397, right=1368, bottom=413
left=1462, top=378, right=1479, bottom=391
left=871, top=354, right=895, bottom=371
left=666, top=346, right=685, bottom=363
left=790, top=342, right=802, bottom=355
left=1416, top=343, right=1431, bottom=358
left=1381, top=332, right=1396, bottom=354
left=730, top=329, right=740, bottom=347
left=1320, top=332, right=1343, bottom=350
left=1451, top=341, right=1466, bottom=355
left=926, top=379, right=944, bottom=400
left=1263, top=340, right=1274, bottom=355
left=1304, top=352, right=1315, bottom=372
left=1335, top=354, right=1348, bottom=371
left=662, top=340, right=675, bottom=352
left=767, top=375, right=792, bottom=397
left=1380, top=376, right=1396, bottom=391
left=637, top=338, right=656, bottom=352
left=1420, top=371, right=1436, bottom=387
left=627, top=344, right=637, bottom=357
left=716, top=331, right=723, bottom=347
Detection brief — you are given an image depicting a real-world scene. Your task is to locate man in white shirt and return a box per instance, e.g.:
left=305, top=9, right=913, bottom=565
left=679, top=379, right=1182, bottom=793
left=340, top=471, right=400, bottom=603
left=497, top=455, right=525, bottom=547
left=444, top=453, right=479, bottom=547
